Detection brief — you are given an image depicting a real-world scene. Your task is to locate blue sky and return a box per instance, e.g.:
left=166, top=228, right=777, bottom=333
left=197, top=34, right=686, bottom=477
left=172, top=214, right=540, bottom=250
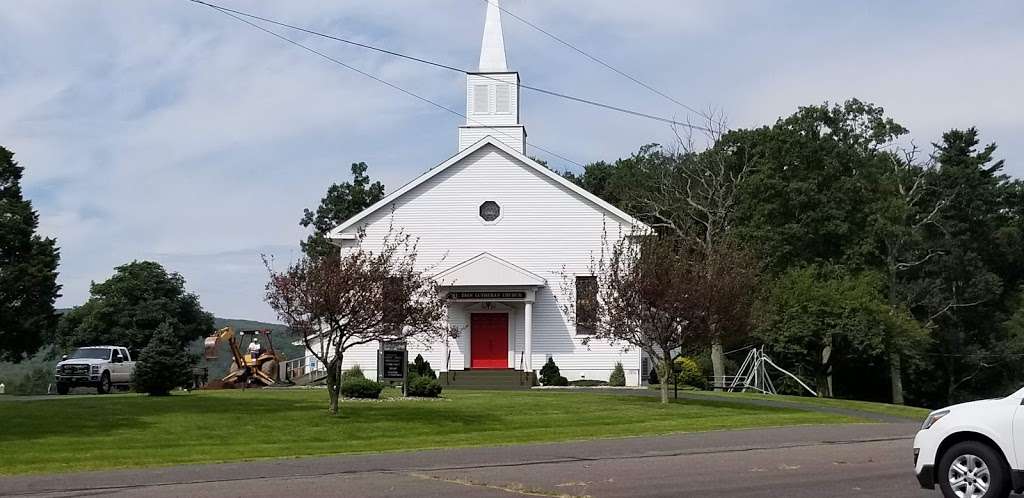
left=1, top=1, right=1021, bottom=322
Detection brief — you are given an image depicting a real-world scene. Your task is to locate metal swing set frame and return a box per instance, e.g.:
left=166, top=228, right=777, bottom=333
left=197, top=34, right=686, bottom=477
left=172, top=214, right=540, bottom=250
left=727, top=347, right=817, bottom=397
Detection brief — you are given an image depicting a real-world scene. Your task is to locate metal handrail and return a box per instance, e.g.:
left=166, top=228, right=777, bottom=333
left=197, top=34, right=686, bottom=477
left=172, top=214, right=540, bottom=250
left=283, top=355, right=326, bottom=382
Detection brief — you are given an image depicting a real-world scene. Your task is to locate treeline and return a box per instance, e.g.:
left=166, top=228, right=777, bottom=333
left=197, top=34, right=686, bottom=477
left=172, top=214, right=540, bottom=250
left=564, top=99, right=1024, bottom=408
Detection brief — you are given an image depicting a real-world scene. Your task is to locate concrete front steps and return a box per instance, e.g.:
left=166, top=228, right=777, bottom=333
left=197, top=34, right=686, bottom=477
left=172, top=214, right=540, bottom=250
left=440, top=369, right=536, bottom=390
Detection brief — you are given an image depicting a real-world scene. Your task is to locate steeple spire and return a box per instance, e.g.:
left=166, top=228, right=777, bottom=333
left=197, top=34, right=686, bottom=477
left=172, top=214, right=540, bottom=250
left=478, top=0, right=508, bottom=72
left=459, top=0, right=524, bottom=154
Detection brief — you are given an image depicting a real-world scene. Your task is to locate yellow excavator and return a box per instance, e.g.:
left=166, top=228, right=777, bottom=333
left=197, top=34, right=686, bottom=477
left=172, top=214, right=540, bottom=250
left=203, top=327, right=286, bottom=387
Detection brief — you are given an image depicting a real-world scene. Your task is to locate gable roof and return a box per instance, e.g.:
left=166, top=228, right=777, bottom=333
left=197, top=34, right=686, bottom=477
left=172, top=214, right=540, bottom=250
left=434, top=252, right=546, bottom=287
left=328, top=136, right=648, bottom=239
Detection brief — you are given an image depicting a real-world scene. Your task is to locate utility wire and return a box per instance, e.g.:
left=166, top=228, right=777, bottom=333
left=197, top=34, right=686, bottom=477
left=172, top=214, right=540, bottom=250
left=190, top=0, right=711, bottom=133
left=480, top=0, right=708, bottom=120
left=191, top=0, right=584, bottom=167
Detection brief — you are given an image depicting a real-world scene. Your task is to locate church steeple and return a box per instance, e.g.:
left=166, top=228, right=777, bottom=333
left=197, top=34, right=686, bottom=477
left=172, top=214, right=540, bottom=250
left=459, top=0, right=526, bottom=154
left=479, top=0, right=507, bottom=72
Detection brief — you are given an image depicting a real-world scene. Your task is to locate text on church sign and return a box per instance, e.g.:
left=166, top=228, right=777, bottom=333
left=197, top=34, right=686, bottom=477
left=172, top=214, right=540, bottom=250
left=448, top=291, right=526, bottom=300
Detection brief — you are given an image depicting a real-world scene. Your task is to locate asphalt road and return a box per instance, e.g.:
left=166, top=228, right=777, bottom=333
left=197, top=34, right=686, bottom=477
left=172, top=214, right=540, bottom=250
left=1, top=423, right=935, bottom=498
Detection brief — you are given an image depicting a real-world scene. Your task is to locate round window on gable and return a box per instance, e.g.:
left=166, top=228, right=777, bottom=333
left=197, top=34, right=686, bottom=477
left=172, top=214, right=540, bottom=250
left=479, top=201, right=501, bottom=222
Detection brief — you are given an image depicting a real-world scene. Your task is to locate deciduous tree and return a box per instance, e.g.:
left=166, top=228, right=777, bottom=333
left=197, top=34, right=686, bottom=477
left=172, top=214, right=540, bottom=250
left=731, top=99, right=906, bottom=271
left=562, top=233, right=757, bottom=403
left=265, top=229, right=454, bottom=414
left=300, top=162, right=385, bottom=260
left=755, top=265, right=925, bottom=398
left=870, top=145, right=955, bottom=404
left=569, top=115, right=757, bottom=390
left=58, top=261, right=213, bottom=353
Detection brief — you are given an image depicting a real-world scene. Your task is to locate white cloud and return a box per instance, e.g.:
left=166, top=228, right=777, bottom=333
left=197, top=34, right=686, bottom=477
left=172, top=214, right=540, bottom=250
left=1, top=0, right=1020, bottom=321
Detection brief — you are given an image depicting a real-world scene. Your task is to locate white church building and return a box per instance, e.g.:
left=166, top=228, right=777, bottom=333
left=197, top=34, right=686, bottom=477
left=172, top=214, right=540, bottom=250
left=317, top=1, right=647, bottom=387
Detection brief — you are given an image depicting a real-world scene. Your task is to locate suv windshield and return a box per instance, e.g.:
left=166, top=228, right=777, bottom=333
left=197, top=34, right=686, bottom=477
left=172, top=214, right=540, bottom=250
left=69, top=348, right=111, bottom=360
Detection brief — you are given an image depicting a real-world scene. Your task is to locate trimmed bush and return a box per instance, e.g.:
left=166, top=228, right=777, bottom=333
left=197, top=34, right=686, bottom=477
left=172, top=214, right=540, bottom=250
left=553, top=375, right=569, bottom=386
left=674, top=356, right=705, bottom=389
left=133, top=323, right=193, bottom=396
left=341, top=377, right=384, bottom=399
left=407, top=354, right=437, bottom=380
left=648, top=366, right=661, bottom=385
left=9, top=367, right=51, bottom=395
left=608, top=362, right=626, bottom=386
left=539, top=357, right=562, bottom=386
left=342, top=364, right=365, bottom=382
left=407, top=376, right=443, bottom=397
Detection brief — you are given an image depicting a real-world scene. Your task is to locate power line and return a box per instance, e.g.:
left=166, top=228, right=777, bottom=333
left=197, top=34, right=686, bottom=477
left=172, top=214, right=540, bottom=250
left=190, top=0, right=585, bottom=167
left=480, top=0, right=707, bottom=119
left=195, top=0, right=468, bottom=73
left=189, top=0, right=711, bottom=133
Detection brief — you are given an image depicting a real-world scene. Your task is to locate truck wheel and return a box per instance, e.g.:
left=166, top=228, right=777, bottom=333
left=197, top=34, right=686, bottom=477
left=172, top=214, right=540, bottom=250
left=97, top=372, right=112, bottom=395
left=938, top=440, right=1010, bottom=498
left=56, top=383, right=70, bottom=395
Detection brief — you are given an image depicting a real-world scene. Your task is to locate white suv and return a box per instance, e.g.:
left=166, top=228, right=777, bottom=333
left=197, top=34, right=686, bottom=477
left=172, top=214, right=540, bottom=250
left=914, top=387, right=1024, bottom=497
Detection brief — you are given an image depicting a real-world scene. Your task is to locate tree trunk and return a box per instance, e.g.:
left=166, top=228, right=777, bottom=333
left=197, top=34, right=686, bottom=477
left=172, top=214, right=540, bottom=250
left=886, top=266, right=905, bottom=406
left=710, top=337, right=724, bottom=391
left=889, top=351, right=905, bottom=405
left=326, top=357, right=342, bottom=415
left=658, top=349, right=673, bottom=404
left=818, top=339, right=833, bottom=398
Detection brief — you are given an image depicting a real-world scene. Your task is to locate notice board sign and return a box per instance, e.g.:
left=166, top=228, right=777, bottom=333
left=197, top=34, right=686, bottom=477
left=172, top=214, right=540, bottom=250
left=380, top=350, right=406, bottom=380
left=378, top=339, right=408, bottom=394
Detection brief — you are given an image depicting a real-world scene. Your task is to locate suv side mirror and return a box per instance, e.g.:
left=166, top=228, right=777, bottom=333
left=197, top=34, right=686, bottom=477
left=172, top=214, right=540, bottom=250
left=61, top=354, right=68, bottom=361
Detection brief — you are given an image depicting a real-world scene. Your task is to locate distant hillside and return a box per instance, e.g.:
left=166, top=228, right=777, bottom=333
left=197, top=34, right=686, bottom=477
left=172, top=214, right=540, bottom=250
left=212, top=317, right=289, bottom=333
left=0, top=317, right=307, bottom=390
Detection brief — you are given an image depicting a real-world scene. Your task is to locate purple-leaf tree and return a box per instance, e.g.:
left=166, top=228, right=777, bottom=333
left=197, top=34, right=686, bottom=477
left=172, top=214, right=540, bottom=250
left=265, top=229, right=454, bottom=414
left=563, top=231, right=758, bottom=403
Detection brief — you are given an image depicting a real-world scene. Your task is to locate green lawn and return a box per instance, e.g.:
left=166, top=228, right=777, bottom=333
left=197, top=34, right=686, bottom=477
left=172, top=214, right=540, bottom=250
left=681, top=390, right=931, bottom=420
left=0, top=389, right=862, bottom=475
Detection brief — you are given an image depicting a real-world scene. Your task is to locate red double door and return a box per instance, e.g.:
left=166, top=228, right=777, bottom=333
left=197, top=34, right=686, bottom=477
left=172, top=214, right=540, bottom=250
left=471, top=313, right=509, bottom=369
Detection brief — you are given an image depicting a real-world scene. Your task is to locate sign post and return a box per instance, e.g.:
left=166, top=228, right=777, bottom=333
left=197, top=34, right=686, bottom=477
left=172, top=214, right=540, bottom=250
left=378, top=340, right=408, bottom=396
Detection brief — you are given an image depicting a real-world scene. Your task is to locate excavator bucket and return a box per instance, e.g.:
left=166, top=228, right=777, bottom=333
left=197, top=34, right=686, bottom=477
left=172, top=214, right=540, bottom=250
left=203, top=336, right=220, bottom=360
left=204, top=327, right=234, bottom=361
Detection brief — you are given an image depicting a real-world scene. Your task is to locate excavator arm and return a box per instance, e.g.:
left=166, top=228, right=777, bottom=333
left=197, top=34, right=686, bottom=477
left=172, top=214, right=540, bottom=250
left=203, top=327, right=245, bottom=370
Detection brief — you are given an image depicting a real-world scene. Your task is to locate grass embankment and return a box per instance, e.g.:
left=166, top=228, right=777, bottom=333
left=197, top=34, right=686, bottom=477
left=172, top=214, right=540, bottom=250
left=683, top=390, right=931, bottom=420
left=0, top=389, right=860, bottom=475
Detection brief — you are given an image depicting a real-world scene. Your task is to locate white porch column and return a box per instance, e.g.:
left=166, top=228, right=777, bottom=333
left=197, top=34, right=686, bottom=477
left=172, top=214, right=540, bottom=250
left=442, top=302, right=452, bottom=373
left=524, top=301, right=533, bottom=372
left=442, top=337, right=450, bottom=373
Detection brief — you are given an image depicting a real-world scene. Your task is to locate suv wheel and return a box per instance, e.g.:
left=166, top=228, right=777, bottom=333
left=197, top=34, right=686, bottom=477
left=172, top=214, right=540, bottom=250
left=56, top=383, right=69, bottom=395
left=938, top=441, right=1010, bottom=498
left=97, top=372, right=112, bottom=395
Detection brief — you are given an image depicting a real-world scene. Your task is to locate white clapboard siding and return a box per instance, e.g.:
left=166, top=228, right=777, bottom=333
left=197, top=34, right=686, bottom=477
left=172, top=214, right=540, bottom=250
left=336, top=142, right=643, bottom=385
left=459, top=126, right=525, bottom=154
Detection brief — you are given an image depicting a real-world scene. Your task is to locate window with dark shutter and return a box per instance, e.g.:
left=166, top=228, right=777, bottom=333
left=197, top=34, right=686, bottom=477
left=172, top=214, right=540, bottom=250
left=382, top=276, right=405, bottom=324
left=575, top=276, right=598, bottom=335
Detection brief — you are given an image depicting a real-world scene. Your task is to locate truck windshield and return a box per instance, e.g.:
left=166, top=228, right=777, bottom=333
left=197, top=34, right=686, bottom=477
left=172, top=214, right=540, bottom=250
left=69, top=348, right=111, bottom=360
